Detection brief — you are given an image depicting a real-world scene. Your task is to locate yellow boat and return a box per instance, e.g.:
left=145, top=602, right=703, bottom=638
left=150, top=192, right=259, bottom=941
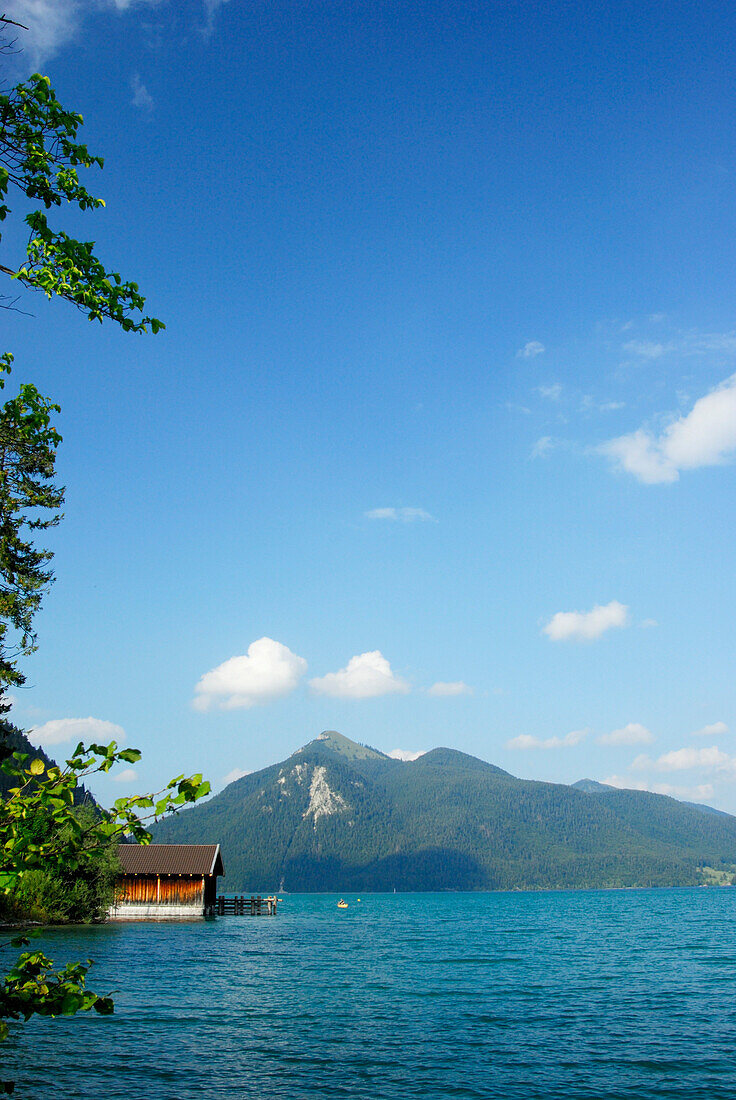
left=337, top=899, right=348, bottom=909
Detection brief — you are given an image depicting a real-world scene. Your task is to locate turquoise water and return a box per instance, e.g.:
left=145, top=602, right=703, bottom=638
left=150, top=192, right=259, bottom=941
left=5, top=889, right=736, bottom=1098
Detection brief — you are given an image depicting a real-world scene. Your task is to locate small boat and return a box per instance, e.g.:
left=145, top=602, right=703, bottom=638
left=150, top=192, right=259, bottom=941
left=337, top=899, right=348, bottom=909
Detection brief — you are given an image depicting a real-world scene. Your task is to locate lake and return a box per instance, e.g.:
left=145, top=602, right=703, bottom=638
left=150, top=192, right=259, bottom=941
left=5, top=889, right=736, bottom=1098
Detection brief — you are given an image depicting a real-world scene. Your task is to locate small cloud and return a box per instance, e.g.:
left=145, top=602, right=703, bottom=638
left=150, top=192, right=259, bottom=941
left=639, top=618, right=658, bottom=629
left=683, top=331, right=736, bottom=356
left=203, top=0, right=232, bottom=36
left=113, top=768, right=138, bottom=784
left=531, top=435, right=554, bottom=459
left=648, top=745, right=731, bottom=772
left=2, top=0, right=78, bottom=64
left=599, top=373, right=736, bottom=484
left=537, top=384, right=562, bottom=401
left=580, top=396, right=625, bottom=414
left=4, top=0, right=163, bottom=66
left=507, top=729, right=588, bottom=750
left=505, top=402, right=532, bottom=415
left=0, top=693, right=16, bottom=711
left=692, top=721, right=728, bottom=739
left=388, top=748, right=426, bottom=761
left=365, top=507, right=435, bottom=523
left=30, top=716, right=126, bottom=747
left=622, top=340, right=671, bottom=360
left=517, top=341, right=545, bottom=359
left=309, top=651, right=410, bottom=699
left=598, top=723, right=654, bottom=746
left=427, top=681, right=472, bottom=697
left=543, top=600, right=629, bottom=642
left=222, top=767, right=250, bottom=785
left=131, top=73, right=153, bottom=111
left=193, top=637, right=307, bottom=711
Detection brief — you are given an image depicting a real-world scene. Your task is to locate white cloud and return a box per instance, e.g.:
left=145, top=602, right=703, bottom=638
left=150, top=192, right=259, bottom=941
left=537, top=384, right=562, bottom=401
left=388, top=748, right=426, bottom=761
left=193, top=637, right=307, bottom=711
left=517, top=341, right=545, bottom=359
left=625, top=743, right=736, bottom=807
left=131, top=72, right=153, bottom=110
left=113, top=768, right=138, bottom=783
left=427, top=681, right=472, bottom=697
left=2, top=0, right=80, bottom=63
left=638, top=745, right=731, bottom=772
left=639, top=618, right=658, bottom=629
left=507, top=728, right=588, bottom=750
left=543, top=600, right=629, bottom=642
left=109, top=0, right=158, bottom=10
left=603, top=774, right=715, bottom=801
left=309, top=651, right=409, bottom=699
left=365, top=507, right=435, bottom=523
left=222, top=767, right=250, bottom=785
left=581, top=395, right=626, bottom=414
left=3, top=1, right=225, bottom=65
left=623, top=340, right=671, bottom=360
left=692, top=721, right=728, bottom=739
left=203, top=0, right=231, bottom=36
left=598, top=722, right=654, bottom=746
left=600, top=373, right=736, bottom=484
left=30, top=716, right=125, bottom=747
left=678, top=331, right=736, bottom=357
left=530, top=436, right=554, bottom=459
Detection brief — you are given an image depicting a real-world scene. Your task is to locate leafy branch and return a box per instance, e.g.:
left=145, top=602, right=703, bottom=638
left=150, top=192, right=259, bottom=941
left=0, top=74, right=163, bottom=332
left=0, top=741, right=211, bottom=892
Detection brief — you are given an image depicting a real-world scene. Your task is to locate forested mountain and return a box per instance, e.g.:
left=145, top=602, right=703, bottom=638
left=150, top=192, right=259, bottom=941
left=152, top=730, right=736, bottom=892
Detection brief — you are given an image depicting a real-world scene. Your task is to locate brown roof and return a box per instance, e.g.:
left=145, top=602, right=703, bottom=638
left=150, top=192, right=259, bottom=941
left=117, top=844, right=224, bottom=877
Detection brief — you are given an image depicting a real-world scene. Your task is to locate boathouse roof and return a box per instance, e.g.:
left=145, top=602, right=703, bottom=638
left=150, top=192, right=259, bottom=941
left=117, top=843, right=224, bottom=877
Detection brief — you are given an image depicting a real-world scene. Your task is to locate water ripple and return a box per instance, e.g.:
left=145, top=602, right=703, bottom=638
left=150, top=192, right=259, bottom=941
left=4, top=889, right=736, bottom=1098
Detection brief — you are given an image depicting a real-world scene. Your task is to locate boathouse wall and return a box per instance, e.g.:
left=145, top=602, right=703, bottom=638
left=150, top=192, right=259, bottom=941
left=109, top=844, right=224, bottom=920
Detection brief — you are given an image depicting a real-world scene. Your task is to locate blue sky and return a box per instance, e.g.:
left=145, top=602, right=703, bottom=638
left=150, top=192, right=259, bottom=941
left=3, top=0, right=736, bottom=810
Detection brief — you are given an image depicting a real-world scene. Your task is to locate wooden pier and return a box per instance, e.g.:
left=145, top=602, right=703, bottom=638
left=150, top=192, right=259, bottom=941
left=214, top=895, right=278, bottom=916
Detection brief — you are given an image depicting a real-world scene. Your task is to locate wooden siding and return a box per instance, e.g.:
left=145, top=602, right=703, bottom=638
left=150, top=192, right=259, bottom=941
left=117, top=875, right=204, bottom=906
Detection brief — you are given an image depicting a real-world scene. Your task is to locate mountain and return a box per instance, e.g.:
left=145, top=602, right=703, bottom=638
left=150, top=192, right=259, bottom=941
left=151, top=730, right=736, bottom=892
left=572, top=778, right=613, bottom=793
left=572, top=777, right=730, bottom=818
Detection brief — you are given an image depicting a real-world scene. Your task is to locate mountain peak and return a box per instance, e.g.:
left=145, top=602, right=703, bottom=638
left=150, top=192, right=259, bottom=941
left=304, top=730, right=388, bottom=761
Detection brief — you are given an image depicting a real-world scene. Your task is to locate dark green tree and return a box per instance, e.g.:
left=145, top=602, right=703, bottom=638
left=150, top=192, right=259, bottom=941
left=0, top=352, right=63, bottom=704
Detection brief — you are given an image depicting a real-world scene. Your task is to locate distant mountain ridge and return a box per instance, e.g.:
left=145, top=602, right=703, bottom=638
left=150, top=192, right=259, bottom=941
left=152, top=730, right=736, bottom=892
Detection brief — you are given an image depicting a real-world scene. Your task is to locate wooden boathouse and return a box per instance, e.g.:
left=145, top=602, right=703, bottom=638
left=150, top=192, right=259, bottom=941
left=110, top=843, right=224, bottom=920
